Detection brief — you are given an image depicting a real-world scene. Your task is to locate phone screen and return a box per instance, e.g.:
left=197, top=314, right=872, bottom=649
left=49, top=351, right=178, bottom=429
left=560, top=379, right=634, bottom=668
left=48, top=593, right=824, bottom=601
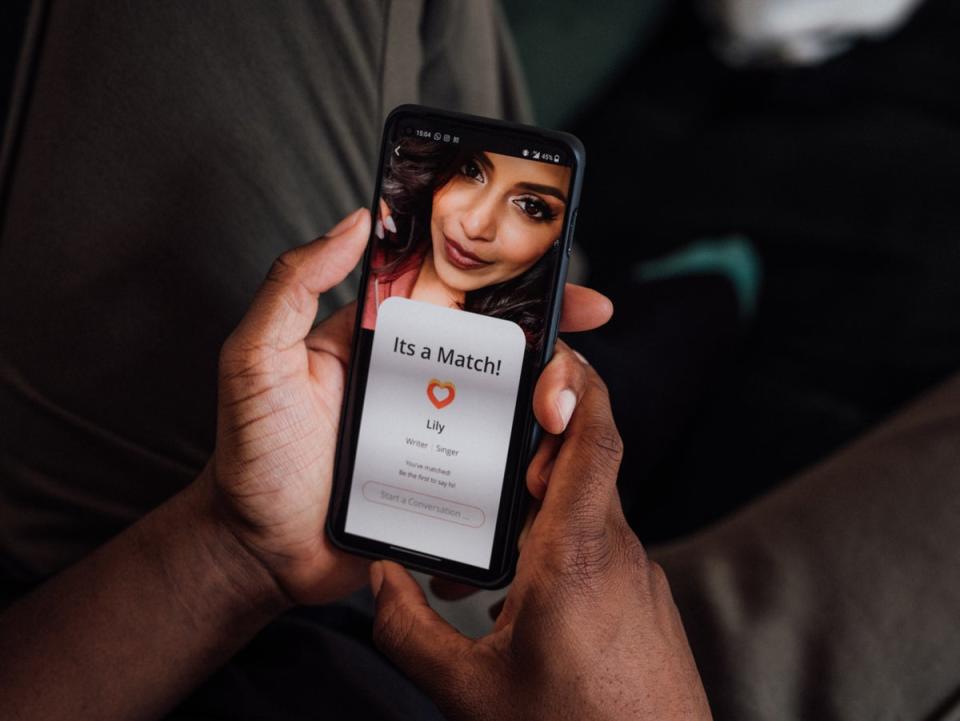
left=330, top=108, right=581, bottom=584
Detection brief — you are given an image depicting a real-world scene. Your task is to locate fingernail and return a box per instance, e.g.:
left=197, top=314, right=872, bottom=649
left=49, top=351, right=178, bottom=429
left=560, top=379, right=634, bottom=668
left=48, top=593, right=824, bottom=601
left=384, top=215, right=397, bottom=234
left=328, top=207, right=366, bottom=237
left=556, top=389, right=576, bottom=431
left=370, top=561, right=385, bottom=598
left=375, top=219, right=385, bottom=240
left=573, top=351, right=588, bottom=365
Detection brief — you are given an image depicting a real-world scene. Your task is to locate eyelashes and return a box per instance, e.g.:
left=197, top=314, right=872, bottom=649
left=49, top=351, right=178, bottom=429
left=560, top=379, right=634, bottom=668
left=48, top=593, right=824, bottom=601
left=460, top=159, right=484, bottom=182
left=512, top=196, right=557, bottom=221
left=458, top=158, right=560, bottom=223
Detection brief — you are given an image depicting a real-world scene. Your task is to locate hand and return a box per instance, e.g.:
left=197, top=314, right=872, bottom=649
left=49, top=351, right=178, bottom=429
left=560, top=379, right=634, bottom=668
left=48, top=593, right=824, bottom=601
left=210, top=208, right=373, bottom=606
left=370, top=360, right=712, bottom=720
left=208, top=208, right=615, bottom=607
left=375, top=197, right=397, bottom=240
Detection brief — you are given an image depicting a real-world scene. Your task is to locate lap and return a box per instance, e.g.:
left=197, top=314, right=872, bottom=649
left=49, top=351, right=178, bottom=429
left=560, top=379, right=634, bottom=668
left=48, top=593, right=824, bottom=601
left=654, top=371, right=960, bottom=720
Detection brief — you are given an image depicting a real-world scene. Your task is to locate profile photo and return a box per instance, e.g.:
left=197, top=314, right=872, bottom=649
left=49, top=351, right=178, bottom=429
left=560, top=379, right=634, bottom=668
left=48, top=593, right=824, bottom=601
left=362, top=137, right=572, bottom=350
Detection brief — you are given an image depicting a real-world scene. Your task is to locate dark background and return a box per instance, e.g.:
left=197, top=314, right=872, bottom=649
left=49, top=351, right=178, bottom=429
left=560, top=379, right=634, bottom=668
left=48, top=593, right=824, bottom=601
left=510, top=0, right=960, bottom=541
left=5, top=0, right=957, bottom=544
left=1, top=2, right=30, bottom=125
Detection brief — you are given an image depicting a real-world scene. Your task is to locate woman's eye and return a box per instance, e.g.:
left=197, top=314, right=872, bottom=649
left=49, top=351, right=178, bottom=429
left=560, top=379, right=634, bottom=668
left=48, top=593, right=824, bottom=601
left=460, top=160, right=484, bottom=181
left=513, top=196, right=555, bottom=221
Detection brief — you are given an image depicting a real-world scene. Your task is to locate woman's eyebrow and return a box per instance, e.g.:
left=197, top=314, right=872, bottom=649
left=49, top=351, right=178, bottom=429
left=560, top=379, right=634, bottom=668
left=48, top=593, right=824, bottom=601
left=516, top=182, right=567, bottom=204
left=477, top=152, right=495, bottom=171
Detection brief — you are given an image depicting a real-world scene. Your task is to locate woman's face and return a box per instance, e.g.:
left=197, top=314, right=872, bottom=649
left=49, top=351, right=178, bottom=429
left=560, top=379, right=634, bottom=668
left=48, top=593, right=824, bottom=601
left=430, top=151, right=571, bottom=292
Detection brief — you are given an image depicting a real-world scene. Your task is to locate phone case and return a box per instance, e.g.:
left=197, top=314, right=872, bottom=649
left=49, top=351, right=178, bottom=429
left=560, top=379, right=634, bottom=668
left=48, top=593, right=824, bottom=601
left=327, top=105, right=585, bottom=588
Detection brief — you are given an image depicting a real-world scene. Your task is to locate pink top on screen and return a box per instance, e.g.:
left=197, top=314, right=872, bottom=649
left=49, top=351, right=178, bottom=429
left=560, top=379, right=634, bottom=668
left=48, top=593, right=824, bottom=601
left=361, top=245, right=425, bottom=330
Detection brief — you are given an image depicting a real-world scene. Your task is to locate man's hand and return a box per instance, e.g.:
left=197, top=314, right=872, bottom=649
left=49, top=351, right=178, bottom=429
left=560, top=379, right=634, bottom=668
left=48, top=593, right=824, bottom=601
left=209, top=208, right=616, bottom=607
left=370, top=359, right=712, bottom=721
left=0, top=207, right=615, bottom=721
left=210, top=208, right=372, bottom=606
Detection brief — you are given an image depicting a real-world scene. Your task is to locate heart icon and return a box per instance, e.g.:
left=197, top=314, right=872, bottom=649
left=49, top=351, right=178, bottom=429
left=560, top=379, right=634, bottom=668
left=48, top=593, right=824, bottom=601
left=426, top=379, right=456, bottom=409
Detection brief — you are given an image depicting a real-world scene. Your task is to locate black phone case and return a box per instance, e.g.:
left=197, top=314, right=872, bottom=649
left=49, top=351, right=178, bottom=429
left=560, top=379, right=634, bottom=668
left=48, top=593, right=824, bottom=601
left=326, top=105, right=585, bottom=589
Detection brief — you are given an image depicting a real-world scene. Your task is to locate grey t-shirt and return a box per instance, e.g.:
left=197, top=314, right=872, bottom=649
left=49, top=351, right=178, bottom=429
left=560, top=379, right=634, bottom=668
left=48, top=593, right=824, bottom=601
left=0, top=0, right=530, bottom=587
left=0, top=3, right=529, bottom=717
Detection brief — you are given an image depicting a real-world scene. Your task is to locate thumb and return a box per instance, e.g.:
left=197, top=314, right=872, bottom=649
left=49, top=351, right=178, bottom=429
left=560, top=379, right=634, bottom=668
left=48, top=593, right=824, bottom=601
left=371, top=562, right=473, bottom=693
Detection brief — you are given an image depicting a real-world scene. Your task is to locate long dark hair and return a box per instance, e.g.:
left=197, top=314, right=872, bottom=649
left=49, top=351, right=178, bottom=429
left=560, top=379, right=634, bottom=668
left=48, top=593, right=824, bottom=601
left=377, top=137, right=558, bottom=349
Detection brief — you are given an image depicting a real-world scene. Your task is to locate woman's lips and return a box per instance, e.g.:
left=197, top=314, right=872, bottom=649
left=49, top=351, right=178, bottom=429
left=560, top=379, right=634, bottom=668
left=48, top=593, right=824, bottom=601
left=443, top=236, right=492, bottom=271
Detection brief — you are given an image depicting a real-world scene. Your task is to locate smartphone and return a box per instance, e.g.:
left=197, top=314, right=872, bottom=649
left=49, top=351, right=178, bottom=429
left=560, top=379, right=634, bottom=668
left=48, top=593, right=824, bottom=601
left=327, top=105, right=584, bottom=588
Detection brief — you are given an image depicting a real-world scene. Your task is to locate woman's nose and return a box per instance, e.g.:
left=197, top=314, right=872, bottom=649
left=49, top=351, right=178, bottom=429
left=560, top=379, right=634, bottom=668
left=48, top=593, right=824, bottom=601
left=459, top=197, right=497, bottom=242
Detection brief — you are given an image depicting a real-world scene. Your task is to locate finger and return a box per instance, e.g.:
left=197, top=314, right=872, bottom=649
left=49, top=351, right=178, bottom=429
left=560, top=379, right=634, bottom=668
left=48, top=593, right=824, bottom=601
left=488, top=597, right=506, bottom=621
left=376, top=198, right=392, bottom=239
left=430, top=576, right=480, bottom=601
left=371, top=562, right=473, bottom=691
left=516, top=501, right=538, bottom=550
left=228, top=208, right=370, bottom=356
left=532, top=341, right=588, bottom=435
left=558, top=284, right=613, bottom=333
left=538, top=366, right=624, bottom=529
left=526, top=434, right=560, bottom=499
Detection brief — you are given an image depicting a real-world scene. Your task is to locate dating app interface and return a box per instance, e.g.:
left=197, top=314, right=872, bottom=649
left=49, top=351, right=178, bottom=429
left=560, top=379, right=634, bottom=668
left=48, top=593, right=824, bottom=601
left=345, top=297, right=526, bottom=568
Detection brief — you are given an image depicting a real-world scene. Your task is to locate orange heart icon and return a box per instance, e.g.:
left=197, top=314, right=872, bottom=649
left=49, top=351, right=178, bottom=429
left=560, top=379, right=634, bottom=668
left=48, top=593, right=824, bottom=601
left=426, top=379, right=456, bottom=409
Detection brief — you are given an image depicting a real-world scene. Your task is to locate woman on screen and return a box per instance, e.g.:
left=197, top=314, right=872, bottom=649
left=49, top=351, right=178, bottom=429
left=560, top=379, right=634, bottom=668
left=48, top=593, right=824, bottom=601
left=362, top=138, right=571, bottom=349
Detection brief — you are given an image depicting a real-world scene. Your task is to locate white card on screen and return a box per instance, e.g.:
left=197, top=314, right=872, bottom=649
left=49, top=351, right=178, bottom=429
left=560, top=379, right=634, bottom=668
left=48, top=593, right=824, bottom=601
left=345, top=297, right=526, bottom=569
